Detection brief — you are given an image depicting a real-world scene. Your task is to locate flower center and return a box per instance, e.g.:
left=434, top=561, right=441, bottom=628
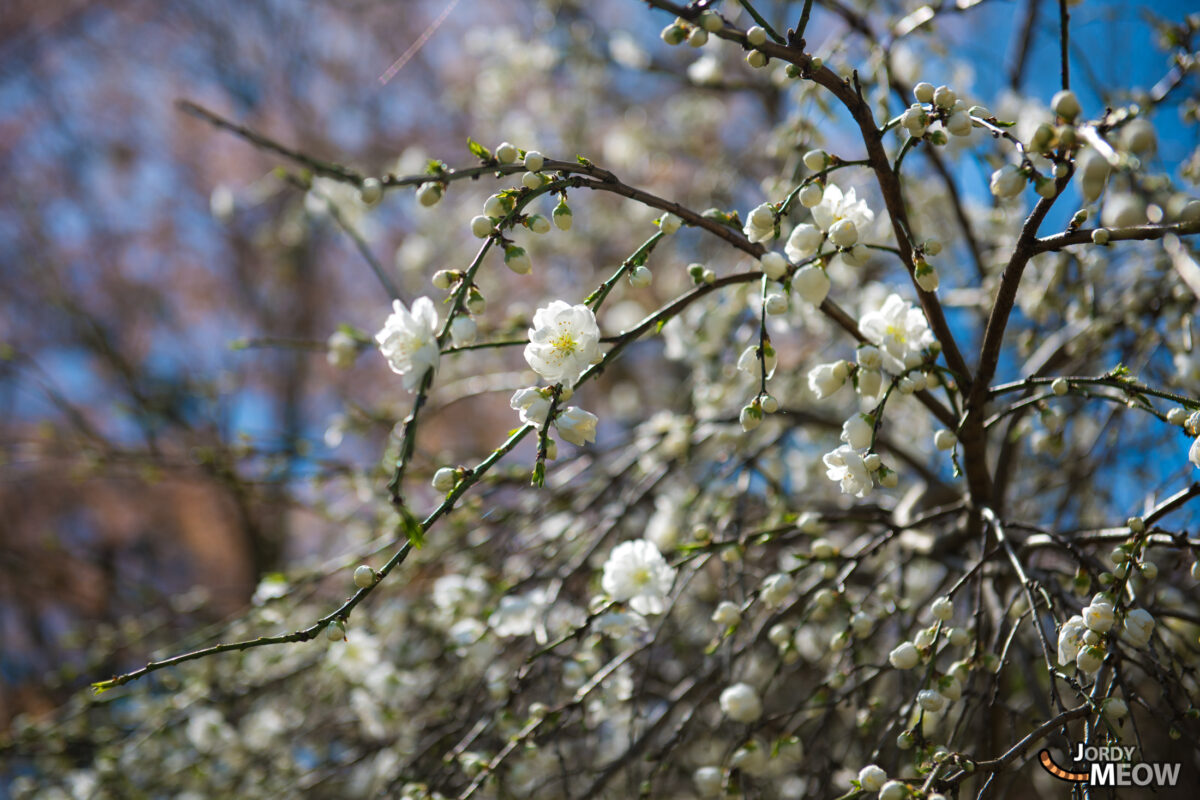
left=550, top=328, right=579, bottom=359
left=630, top=566, right=652, bottom=588
left=885, top=323, right=907, bottom=343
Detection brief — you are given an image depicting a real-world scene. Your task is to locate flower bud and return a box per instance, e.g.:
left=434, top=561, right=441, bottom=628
left=803, top=149, right=829, bottom=171
left=354, top=565, right=376, bottom=589
left=746, top=26, right=767, bottom=46
left=759, top=251, right=788, bottom=279
left=496, top=142, right=519, bottom=164
left=416, top=181, right=443, bottom=207
left=699, top=11, right=723, bottom=32
left=746, top=50, right=768, bottom=68
left=470, top=215, right=494, bottom=238
left=432, top=467, right=459, bottom=492
left=526, top=213, right=551, bottom=235
left=990, top=165, right=1025, bottom=198
left=659, top=212, right=682, bottom=234
left=934, top=429, right=957, bottom=450
left=450, top=315, right=477, bottom=346
left=859, top=765, right=887, bottom=792
left=931, top=596, right=953, bottom=621
left=933, top=85, right=957, bottom=108
left=1052, top=89, right=1082, bottom=121
left=1091, top=228, right=1110, bottom=245
left=661, top=24, right=687, bottom=45
left=504, top=245, right=532, bottom=274
left=521, top=171, right=544, bottom=190
left=829, top=219, right=858, bottom=248
left=764, top=292, right=789, bottom=315
left=359, top=178, right=383, bottom=206
left=799, top=183, right=823, bottom=207
left=889, top=641, right=921, bottom=670
left=914, top=82, right=935, bottom=103
left=793, top=265, right=830, bottom=306
left=1051, top=378, right=1069, bottom=395
left=524, top=150, right=544, bottom=172
left=325, top=620, right=346, bottom=642
left=688, top=27, right=709, bottom=47
left=553, top=199, right=573, bottom=230
left=914, top=259, right=939, bottom=291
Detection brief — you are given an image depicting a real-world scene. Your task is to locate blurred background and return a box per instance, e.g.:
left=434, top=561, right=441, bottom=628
left=1, top=0, right=1197, bottom=749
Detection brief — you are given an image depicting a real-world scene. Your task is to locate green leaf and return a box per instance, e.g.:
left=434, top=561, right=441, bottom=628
left=467, top=137, right=492, bottom=161
left=92, top=679, right=117, bottom=694
left=576, top=154, right=594, bottom=167
left=398, top=506, right=426, bottom=549
left=531, top=461, right=546, bottom=488
left=425, top=159, right=448, bottom=175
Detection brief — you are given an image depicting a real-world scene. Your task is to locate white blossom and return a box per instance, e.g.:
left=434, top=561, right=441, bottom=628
left=375, top=297, right=440, bottom=391
left=601, top=539, right=675, bottom=615
left=490, top=589, right=549, bottom=638
left=808, top=360, right=849, bottom=398
left=1122, top=608, right=1154, bottom=647
left=812, top=184, right=874, bottom=235
left=524, top=301, right=601, bottom=385
left=824, top=444, right=872, bottom=497
left=1057, top=614, right=1087, bottom=665
left=744, top=202, right=776, bottom=243
left=889, top=641, right=921, bottom=669
left=859, top=294, right=935, bottom=373
left=510, top=387, right=552, bottom=427
left=556, top=406, right=598, bottom=446
left=841, top=414, right=873, bottom=450
left=792, top=264, right=830, bottom=305
left=719, top=682, right=763, bottom=723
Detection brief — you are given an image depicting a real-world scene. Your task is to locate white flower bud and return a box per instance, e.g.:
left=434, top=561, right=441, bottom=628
left=483, top=194, right=508, bottom=217
left=719, top=682, right=763, bottom=723
left=934, top=429, right=957, bottom=450
left=878, top=467, right=899, bottom=488
left=933, top=85, right=957, bottom=108
left=863, top=452, right=882, bottom=471
left=918, top=689, right=946, bottom=712
left=746, top=50, right=768, bottom=68
left=990, top=165, right=1025, bottom=198
left=1102, top=193, right=1146, bottom=228
left=628, top=265, right=652, bottom=289
left=850, top=611, right=873, bottom=636
left=859, top=765, right=887, bottom=792
left=761, top=573, right=793, bottom=607
left=527, top=214, right=551, bottom=234
left=841, top=413, right=874, bottom=450
left=496, top=142, right=519, bottom=164
left=1123, top=608, right=1154, bottom=647
left=1103, top=697, right=1129, bottom=721
left=359, top=178, right=383, bottom=206
left=879, top=780, right=907, bottom=800
left=931, top=596, right=953, bottom=621
left=923, top=238, right=942, bottom=256
left=914, top=82, right=935, bottom=103
left=470, top=215, right=494, bottom=238
left=450, top=315, right=477, bottom=346
left=688, top=27, right=709, bottom=47
left=1091, top=228, right=1110, bottom=245
left=326, top=331, right=358, bottom=368
left=1076, top=645, right=1104, bottom=674
left=1052, top=89, right=1082, bottom=121
left=504, top=245, right=531, bottom=274
left=521, top=171, right=544, bottom=190
left=1051, top=378, right=1069, bottom=395
left=803, top=149, right=829, bottom=171
left=416, top=181, right=443, bottom=207
left=524, top=150, right=544, bottom=172
left=431, top=270, right=454, bottom=290
left=693, top=766, right=724, bottom=797
left=764, top=292, right=789, bottom=315
left=857, top=367, right=882, bottom=399
left=915, top=259, right=939, bottom=291
left=354, top=565, right=376, bottom=589
left=799, top=183, right=824, bottom=207
left=699, top=11, right=723, bottom=32
left=793, top=265, right=830, bottom=306
left=759, top=251, right=788, bottom=280
left=746, top=25, right=767, bottom=46
left=1167, top=407, right=1187, bottom=426
left=325, top=620, right=346, bottom=641
left=740, top=404, right=763, bottom=432
left=659, top=212, right=682, bottom=234
left=712, top=601, right=741, bottom=626
left=889, top=641, right=921, bottom=670
left=946, top=110, right=972, bottom=137
left=661, top=24, right=687, bottom=45
left=829, top=219, right=858, bottom=248
left=553, top=200, right=573, bottom=230
left=432, top=467, right=459, bottom=492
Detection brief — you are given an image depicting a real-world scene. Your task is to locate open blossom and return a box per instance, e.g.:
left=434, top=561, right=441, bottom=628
left=1189, top=436, right=1200, bottom=468
left=601, top=539, right=675, bottom=615
left=524, top=301, right=601, bottom=385
left=811, top=183, right=874, bottom=234
left=1057, top=614, right=1087, bottom=665
left=375, top=297, right=440, bottom=391
left=489, top=589, right=549, bottom=638
left=510, top=387, right=552, bottom=427
left=859, top=294, right=935, bottom=372
left=824, top=444, right=872, bottom=497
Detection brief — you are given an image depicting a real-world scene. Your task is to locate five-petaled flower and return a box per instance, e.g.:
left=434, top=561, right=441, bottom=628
left=601, top=539, right=675, bottom=615
left=375, top=297, right=440, bottom=391
left=525, top=301, right=601, bottom=386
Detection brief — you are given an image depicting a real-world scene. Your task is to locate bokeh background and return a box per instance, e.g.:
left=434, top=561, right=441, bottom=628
left=2, top=0, right=1197, bottom=755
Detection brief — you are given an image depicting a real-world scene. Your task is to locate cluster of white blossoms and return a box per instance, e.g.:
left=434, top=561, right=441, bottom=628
left=510, top=300, right=603, bottom=448
left=1057, top=592, right=1157, bottom=678
left=811, top=294, right=938, bottom=496
left=600, top=538, right=675, bottom=615
left=785, top=183, right=876, bottom=271
left=374, top=297, right=440, bottom=391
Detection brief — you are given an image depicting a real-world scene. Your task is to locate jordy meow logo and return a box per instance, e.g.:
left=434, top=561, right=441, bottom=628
left=1038, top=743, right=1182, bottom=788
